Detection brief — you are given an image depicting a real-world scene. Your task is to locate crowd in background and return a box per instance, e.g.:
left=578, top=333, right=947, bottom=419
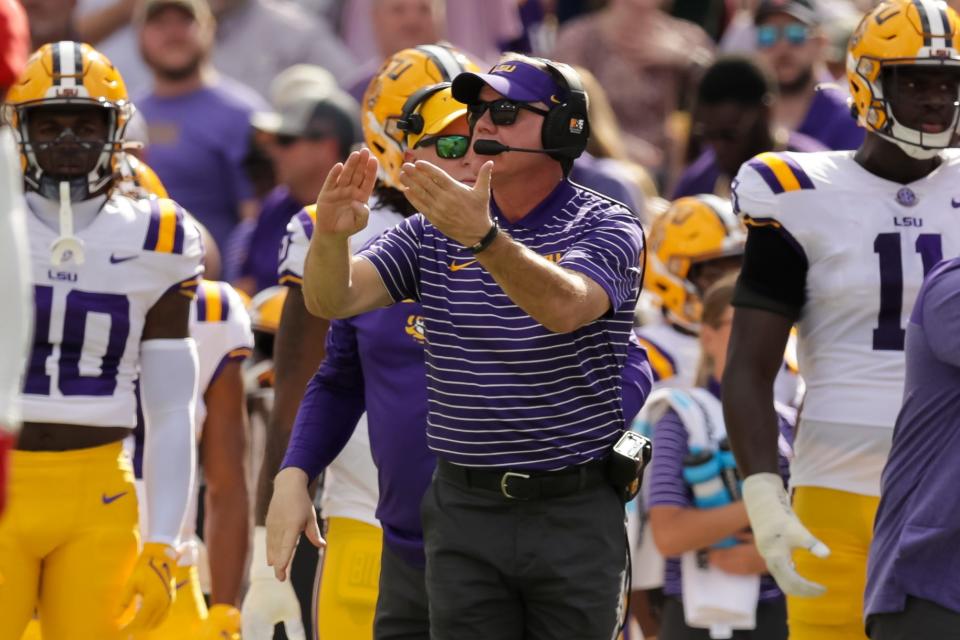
left=13, top=0, right=911, bottom=299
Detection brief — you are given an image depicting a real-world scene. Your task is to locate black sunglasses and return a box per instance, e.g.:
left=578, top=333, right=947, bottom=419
left=414, top=134, right=471, bottom=159
left=467, top=99, right=550, bottom=127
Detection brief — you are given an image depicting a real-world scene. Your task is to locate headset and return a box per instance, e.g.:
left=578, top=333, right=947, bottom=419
left=395, top=81, right=451, bottom=141
left=536, top=58, right=590, bottom=162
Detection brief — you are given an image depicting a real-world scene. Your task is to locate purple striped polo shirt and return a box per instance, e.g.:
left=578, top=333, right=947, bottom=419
left=359, top=179, right=644, bottom=470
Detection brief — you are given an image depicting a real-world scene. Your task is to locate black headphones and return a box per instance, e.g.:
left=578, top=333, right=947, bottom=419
left=536, top=59, right=590, bottom=162
left=395, top=81, right=451, bottom=142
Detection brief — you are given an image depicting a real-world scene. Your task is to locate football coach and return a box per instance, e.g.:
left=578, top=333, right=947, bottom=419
left=292, top=55, right=645, bottom=639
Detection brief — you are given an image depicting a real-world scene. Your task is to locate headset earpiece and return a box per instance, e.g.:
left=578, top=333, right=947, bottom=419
left=396, top=82, right=451, bottom=142
left=537, top=60, right=589, bottom=162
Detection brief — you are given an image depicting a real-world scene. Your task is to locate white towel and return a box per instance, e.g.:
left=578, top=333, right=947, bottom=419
left=681, top=552, right=760, bottom=639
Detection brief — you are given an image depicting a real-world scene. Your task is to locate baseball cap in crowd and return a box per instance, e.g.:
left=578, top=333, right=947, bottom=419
left=252, top=89, right=361, bottom=153
left=136, top=0, right=213, bottom=23
left=264, top=64, right=337, bottom=108
left=451, top=59, right=564, bottom=107
left=754, top=0, right=820, bottom=25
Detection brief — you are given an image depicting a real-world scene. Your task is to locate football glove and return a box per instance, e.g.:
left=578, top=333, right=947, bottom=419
left=241, top=527, right=306, bottom=640
left=118, top=542, right=178, bottom=631
left=203, top=604, right=241, bottom=640
left=741, top=473, right=831, bottom=597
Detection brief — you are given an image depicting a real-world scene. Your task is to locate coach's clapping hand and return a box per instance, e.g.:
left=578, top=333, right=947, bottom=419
left=315, top=148, right=379, bottom=238
left=400, top=160, right=495, bottom=247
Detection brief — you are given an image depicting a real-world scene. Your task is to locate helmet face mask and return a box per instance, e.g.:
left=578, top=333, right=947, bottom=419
left=848, top=0, right=960, bottom=159
left=24, top=104, right=112, bottom=179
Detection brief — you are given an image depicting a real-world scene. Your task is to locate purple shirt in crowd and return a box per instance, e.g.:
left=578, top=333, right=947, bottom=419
left=571, top=153, right=641, bottom=219
left=240, top=186, right=304, bottom=292
left=359, top=179, right=644, bottom=470
left=138, top=78, right=267, bottom=250
left=648, top=380, right=789, bottom=602
left=797, top=85, right=864, bottom=152
left=281, top=298, right=653, bottom=567
left=866, top=257, right=960, bottom=618
left=672, top=132, right=826, bottom=199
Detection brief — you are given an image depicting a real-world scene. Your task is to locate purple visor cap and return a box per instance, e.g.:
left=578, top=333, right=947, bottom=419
left=452, top=61, right=563, bottom=107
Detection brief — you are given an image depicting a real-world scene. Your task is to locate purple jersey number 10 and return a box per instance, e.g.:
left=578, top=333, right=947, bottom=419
left=873, top=232, right=942, bottom=351
left=24, top=285, right=131, bottom=396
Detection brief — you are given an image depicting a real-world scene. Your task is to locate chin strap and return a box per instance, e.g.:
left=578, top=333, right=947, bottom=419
left=50, top=181, right=85, bottom=266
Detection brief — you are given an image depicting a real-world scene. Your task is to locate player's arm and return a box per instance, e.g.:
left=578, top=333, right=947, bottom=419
left=722, top=223, right=829, bottom=596
left=400, top=160, right=645, bottom=333
left=267, top=318, right=366, bottom=580
left=0, top=129, right=31, bottom=517
left=200, top=359, right=250, bottom=607
left=722, top=225, right=802, bottom=477
left=122, top=287, right=199, bottom=630
left=303, top=150, right=394, bottom=319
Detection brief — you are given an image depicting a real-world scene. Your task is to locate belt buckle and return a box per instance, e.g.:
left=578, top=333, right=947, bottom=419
left=500, top=471, right=531, bottom=499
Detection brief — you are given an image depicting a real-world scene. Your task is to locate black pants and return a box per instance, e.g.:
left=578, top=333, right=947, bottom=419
left=659, top=596, right=787, bottom=640
left=374, top=544, right=430, bottom=640
left=867, top=596, right=960, bottom=639
left=420, top=472, right=627, bottom=640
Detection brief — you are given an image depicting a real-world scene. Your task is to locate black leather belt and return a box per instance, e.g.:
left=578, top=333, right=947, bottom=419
left=437, top=458, right=609, bottom=500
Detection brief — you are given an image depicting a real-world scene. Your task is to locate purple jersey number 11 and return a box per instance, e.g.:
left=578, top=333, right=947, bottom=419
left=873, top=232, right=942, bottom=351
left=24, top=285, right=131, bottom=396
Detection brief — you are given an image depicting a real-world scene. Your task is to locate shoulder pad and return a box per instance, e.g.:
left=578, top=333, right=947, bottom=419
left=140, top=198, right=192, bottom=255
left=195, top=280, right=244, bottom=323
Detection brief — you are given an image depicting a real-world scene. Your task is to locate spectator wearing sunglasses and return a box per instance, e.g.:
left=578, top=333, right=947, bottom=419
left=237, top=76, right=361, bottom=295
left=754, top=0, right=864, bottom=151
left=672, top=55, right=825, bottom=199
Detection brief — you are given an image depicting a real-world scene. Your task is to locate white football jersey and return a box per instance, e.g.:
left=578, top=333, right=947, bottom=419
left=190, top=280, right=254, bottom=430
left=277, top=200, right=404, bottom=526
left=22, top=194, right=203, bottom=427
left=735, top=150, right=960, bottom=428
left=735, top=150, right=960, bottom=492
left=633, top=318, right=701, bottom=390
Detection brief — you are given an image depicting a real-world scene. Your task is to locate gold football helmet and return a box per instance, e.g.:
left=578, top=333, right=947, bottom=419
left=249, top=286, right=288, bottom=336
left=3, top=41, right=131, bottom=200
left=645, top=195, right=745, bottom=333
left=362, top=44, right=479, bottom=188
left=848, top=0, right=960, bottom=158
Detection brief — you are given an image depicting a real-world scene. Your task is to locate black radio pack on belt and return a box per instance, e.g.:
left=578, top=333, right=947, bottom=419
left=606, top=430, right=653, bottom=503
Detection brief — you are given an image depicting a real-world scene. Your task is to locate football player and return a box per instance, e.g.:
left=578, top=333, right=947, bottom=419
left=245, top=44, right=480, bottom=640
left=637, top=195, right=746, bottom=388
left=723, top=3, right=960, bottom=639
left=0, top=0, right=30, bottom=522
left=0, top=42, right=202, bottom=639
left=134, top=280, right=253, bottom=640
left=111, top=160, right=253, bottom=640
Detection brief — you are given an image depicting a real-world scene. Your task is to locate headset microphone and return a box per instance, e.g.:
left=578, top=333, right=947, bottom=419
left=473, top=139, right=578, bottom=156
